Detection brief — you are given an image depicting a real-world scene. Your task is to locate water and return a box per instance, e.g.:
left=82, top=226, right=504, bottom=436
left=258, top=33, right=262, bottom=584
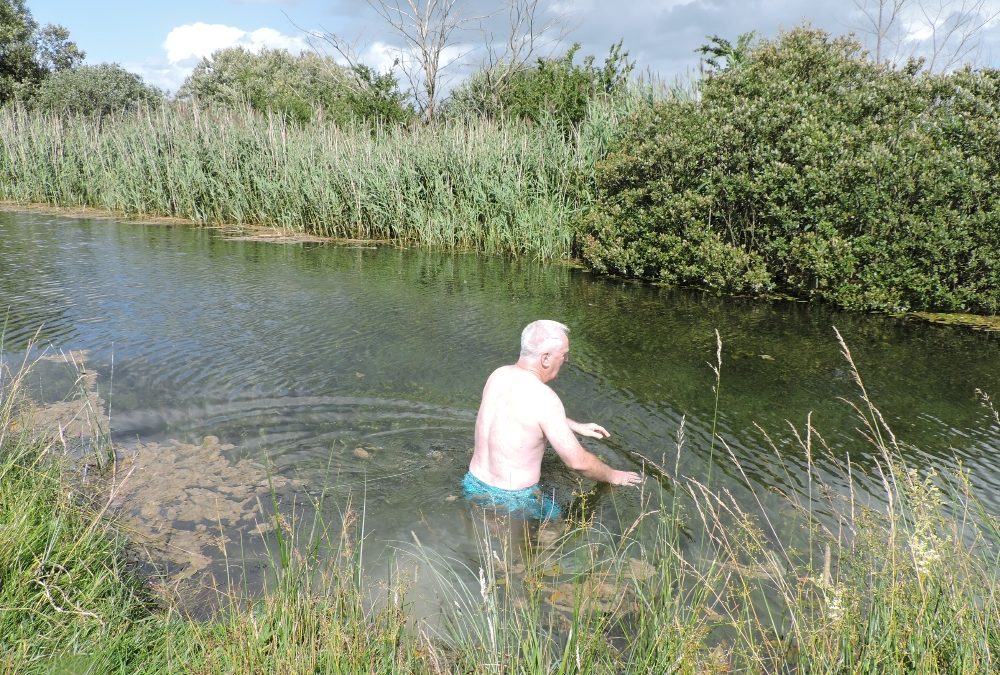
left=3, top=209, right=999, bottom=608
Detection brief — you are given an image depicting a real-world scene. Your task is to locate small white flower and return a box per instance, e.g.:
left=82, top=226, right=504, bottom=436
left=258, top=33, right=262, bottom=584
left=910, top=533, right=941, bottom=576
left=826, top=584, right=846, bottom=624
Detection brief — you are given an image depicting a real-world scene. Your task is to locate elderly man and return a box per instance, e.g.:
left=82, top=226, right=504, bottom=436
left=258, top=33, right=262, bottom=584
left=464, top=320, right=643, bottom=519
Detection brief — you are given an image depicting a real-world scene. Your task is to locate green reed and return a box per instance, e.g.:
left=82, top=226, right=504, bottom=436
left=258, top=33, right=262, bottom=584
left=407, top=331, right=999, bottom=672
left=0, top=98, right=638, bottom=260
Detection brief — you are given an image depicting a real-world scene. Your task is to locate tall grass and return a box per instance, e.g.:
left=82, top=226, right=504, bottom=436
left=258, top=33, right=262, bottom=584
left=2, top=337, right=997, bottom=672
left=0, top=349, right=428, bottom=673
left=0, top=349, right=164, bottom=673
left=407, top=330, right=1000, bottom=672
left=0, top=95, right=641, bottom=260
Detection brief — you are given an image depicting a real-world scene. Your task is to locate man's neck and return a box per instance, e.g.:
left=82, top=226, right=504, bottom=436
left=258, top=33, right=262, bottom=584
left=515, top=360, right=545, bottom=382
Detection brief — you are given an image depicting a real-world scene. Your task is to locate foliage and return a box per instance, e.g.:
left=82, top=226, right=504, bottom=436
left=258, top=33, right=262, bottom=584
left=696, top=31, right=757, bottom=73
left=342, top=62, right=414, bottom=127
left=0, top=0, right=84, bottom=105
left=176, top=47, right=412, bottom=126
left=577, top=26, right=1000, bottom=313
left=446, top=41, right=634, bottom=135
left=26, top=63, right=163, bottom=116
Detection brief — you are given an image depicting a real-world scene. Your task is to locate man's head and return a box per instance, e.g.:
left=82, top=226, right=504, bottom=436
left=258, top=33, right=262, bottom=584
left=519, top=320, right=570, bottom=381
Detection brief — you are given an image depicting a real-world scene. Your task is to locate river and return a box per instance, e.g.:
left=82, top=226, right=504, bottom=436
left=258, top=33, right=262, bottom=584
left=2, top=209, right=998, bottom=614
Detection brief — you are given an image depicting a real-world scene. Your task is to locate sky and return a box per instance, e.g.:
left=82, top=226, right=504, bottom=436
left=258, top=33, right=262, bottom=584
left=25, top=0, right=1000, bottom=95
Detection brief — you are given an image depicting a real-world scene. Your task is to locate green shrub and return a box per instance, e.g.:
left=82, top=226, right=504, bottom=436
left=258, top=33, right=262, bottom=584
left=577, top=26, right=1000, bottom=313
left=177, top=47, right=413, bottom=127
left=27, top=63, right=163, bottom=116
left=446, top=41, right=634, bottom=135
left=0, top=0, right=84, bottom=106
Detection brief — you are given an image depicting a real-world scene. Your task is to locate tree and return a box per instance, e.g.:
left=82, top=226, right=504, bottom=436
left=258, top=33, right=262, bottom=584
left=916, top=0, right=1000, bottom=72
left=852, top=0, right=906, bottom=64
left=852, top=0, right=1000, bottom=71
left=466, top=0, right=566, bottom=115
left=177, top=47, right=412, bottom=125
left=696, top=32, right=757, bottom=74
left=446, top=41, right=633, bottom=133
left=365, top=0, right=474, bottom=122
left=27, top=64, right=163, bottom=116
left=0, top=0, right=84, bottom=105
left=315, top=0, right=570, bottom=122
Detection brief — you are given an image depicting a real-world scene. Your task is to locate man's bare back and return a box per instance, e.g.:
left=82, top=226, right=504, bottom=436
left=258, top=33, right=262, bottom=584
left=467, top=321, right=643, bottom=497
left=469, top=364, right=555, bottom=489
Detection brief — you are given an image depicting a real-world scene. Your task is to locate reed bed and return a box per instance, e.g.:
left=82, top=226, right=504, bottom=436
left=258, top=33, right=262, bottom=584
left=0, top=99, right=639, bottom=260
left=2, top=337, right=997, bottom=673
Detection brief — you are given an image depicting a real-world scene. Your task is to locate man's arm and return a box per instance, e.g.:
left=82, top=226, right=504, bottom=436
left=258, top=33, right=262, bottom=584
left=567, top=418, right=610, bottom=439
left=540, top=396, right=643, bottom=486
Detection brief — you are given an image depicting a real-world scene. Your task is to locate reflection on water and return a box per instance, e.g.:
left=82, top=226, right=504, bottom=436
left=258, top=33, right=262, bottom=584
left=2, top=210, right=999, bottom=609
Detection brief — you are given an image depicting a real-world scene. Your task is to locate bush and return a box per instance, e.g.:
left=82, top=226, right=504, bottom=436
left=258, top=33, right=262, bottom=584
left=577, top=27, right=1000, bottom=313
left=177, top=47, right=413, bottom=127
left=0, top=0, right=84, bottom=106
left=27, top=63, right=163, bottom=116
left=446, top=41, right=633, bottom=135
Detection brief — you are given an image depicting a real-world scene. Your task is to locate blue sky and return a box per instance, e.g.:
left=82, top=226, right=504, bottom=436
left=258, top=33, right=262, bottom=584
left=26, top=0, right=1000, bottom=94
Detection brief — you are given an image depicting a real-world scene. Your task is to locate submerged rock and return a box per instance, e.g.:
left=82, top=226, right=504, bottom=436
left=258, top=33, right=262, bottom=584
left=108, top=435, right=300, bottom=585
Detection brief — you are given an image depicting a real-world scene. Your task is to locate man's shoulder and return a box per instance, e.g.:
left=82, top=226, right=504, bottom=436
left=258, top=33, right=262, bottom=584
left=487, top=364, right=519, bottom=382
left=488, top=366, right=556, bottom=397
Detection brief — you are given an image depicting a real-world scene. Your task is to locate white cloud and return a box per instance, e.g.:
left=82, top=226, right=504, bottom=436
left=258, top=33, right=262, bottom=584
left=164, top=23, right=246, bottom=63
left=549, top=0, right=595, bottom=14
left=240, top=27, right=309, bottom=54
left=163, top=22, right=308, bottom=63
left=360, top=41, right=399, bottom=73
left=133, top=22, right=310, bottom=94
left=127, top=60, right=197, bottom=95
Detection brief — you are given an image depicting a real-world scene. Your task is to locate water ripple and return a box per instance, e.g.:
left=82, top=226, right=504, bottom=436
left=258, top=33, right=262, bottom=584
left=4, top=210, right=1000, bottom=522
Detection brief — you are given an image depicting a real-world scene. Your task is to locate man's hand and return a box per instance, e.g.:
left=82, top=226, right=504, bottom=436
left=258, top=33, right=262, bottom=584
left=572, top=421, right=610, bottom=439
left=610, top=470, right=644, bottom=486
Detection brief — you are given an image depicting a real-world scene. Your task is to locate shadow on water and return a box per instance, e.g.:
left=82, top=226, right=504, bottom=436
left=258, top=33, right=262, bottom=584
left=3, top=209, right=999, bottom=617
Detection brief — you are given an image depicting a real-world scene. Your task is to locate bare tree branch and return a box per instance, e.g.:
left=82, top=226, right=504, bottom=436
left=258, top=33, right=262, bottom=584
left=918, top=0, right=1000, bottom=72
left=853, top=0, right=907, bottom=63
left=301, top=0, right=568, bottom=120
left=854, top=0, right=1000, bottom=72
left=477, top=0, right=567, bottom=102
left=367, top=0, right=486, bottom=121
left=284, top=11, right=377, bottom=95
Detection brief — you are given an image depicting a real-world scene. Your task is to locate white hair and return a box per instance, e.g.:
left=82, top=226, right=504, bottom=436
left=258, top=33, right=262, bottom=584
left=520, top=320, right=569, bottom=358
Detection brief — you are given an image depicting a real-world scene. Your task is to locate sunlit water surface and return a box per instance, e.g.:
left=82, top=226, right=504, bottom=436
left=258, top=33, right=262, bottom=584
left=2, top=211, right=999, bottom=616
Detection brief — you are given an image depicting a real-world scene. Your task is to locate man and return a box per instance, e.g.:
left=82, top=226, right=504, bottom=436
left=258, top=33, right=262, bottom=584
left=464, top=320, right=644, bottom=519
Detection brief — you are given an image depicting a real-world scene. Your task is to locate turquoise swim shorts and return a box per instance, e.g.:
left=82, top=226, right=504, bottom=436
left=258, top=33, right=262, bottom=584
left=462, top=471, right=562, bottom=520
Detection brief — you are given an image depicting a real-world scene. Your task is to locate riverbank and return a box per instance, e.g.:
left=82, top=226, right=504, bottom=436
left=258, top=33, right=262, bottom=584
left=0, top=99, right=626, bottom=259
left=0, top=201, right=350, bottom=245
left=6, top=29, right=999, bottom=316
left=3, top=344, right=997, bottom=673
